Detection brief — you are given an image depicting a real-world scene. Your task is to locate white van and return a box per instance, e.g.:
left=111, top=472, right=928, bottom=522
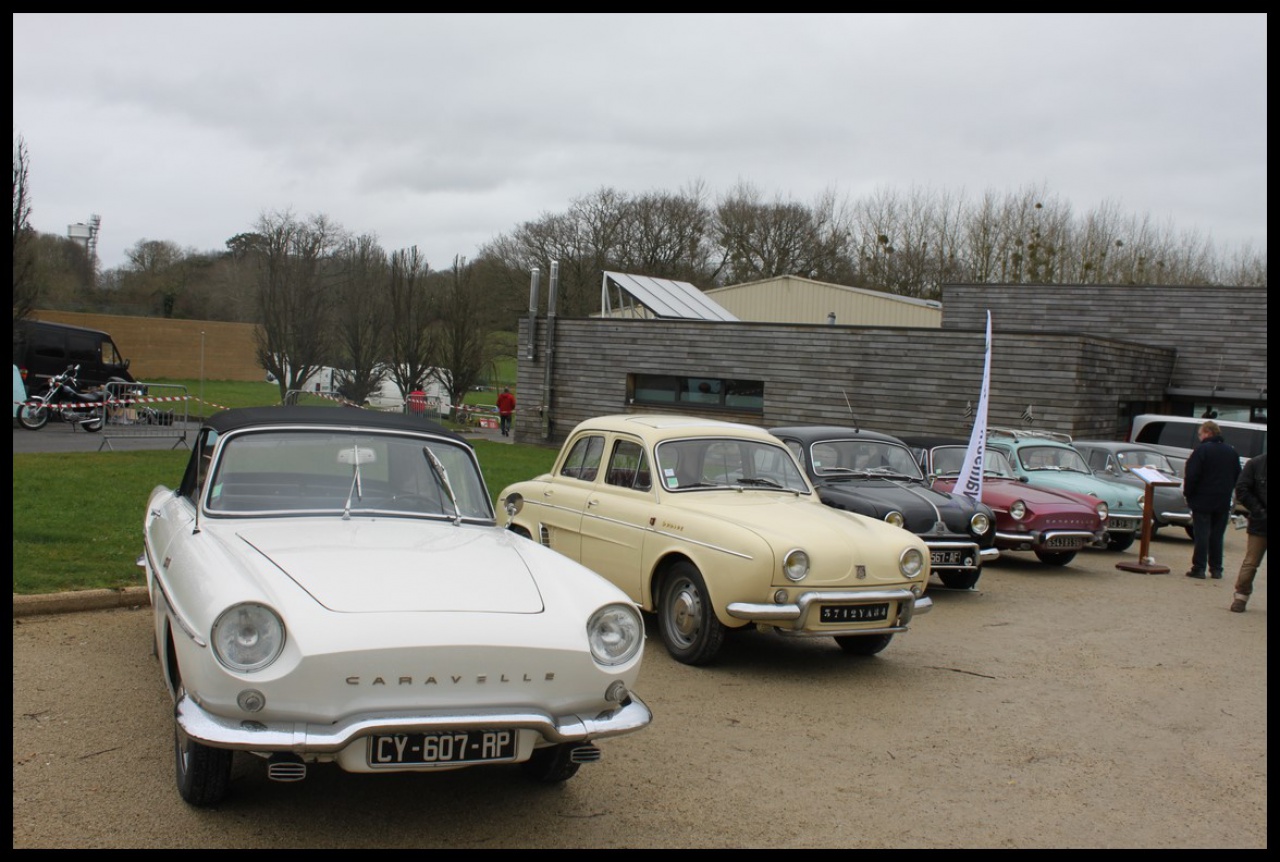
left=1128, top=414, right=1266, bottom=468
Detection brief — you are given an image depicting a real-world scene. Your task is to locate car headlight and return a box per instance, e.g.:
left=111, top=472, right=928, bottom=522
left=783, top=548, right=810, bottom=581
left=1095, top=502, right=1109, bottom=520
left=587, top=603, right=644, bottom=667
left=884, top=510, right=905, bottom=529
left=212, top=603, right=285, bottom=673
left=899, top=546, right=925, bottom=578
left=970, top=512, right=991, bottom=534
left=1010, top=500, right=1027, bottom=521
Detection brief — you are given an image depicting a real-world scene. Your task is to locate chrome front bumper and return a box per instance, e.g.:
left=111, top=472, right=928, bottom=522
left=176, top=693, right=652, bottom=754
left=726, top=588, right=932, bottom=638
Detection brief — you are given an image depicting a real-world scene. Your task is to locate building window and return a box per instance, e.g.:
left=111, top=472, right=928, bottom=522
left=629, top=374, right=764, bottom=412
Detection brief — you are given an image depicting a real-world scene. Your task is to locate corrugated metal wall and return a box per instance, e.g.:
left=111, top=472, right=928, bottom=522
left=705, top=276, right=942, bottom=327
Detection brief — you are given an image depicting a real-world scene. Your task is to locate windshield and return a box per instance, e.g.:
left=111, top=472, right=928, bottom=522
left=807, top=439, right=924, bottom=480
left=1116, top=448, right=1180, bottom=475
left=205, top=428, right=494, bottom=521
left=1017, top=445, right=1090, bottom=474
left=656, top=437, right=810, bottom=493
left=933, top=446, right=1017, bottom=479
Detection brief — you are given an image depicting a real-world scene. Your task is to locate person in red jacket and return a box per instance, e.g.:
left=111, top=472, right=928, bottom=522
left=496, top=387, right=516, bottom=437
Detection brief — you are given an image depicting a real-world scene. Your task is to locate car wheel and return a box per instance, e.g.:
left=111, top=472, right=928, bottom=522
left=1184, top=524, right=1195, bottom=540
left=1034, top=549, right=1078, bottom=566
left=938, top=569, right=981, bottom=589
left=835, top=633, right=894, bottom=656
left=17, top=404, right=49, bottom=430
left=658, top=561, right=725, bottom=666
left=1108, top=533, right=1136, bottom=553
left=173, top=681, right=233, bottom=806
left=520, top=743, right=581, bottom=783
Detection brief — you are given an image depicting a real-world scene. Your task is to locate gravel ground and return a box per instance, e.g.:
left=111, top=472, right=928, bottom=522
left=13, top=528, right=1266, bottom=849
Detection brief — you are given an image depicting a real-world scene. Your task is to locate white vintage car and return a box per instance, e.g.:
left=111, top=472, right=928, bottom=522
left=139, top=406, right=650, bottom=807
left=499, top=414, right=933, bottom=666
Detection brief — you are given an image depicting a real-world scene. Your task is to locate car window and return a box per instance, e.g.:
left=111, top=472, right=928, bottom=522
left=1020, top=445, right=1089, bottom=473
left=656, top=438, right=809, bottom=492
left=605, top=438, right=652, bottom=491
left=205, top=429, right=492, bottom=520
left=559, top=434, right=605, bottom=482
left=809, top=440, right=923, bottom=478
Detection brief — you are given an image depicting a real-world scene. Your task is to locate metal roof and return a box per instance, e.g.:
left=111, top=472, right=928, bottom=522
left=600, top=272, right=738, bottom=321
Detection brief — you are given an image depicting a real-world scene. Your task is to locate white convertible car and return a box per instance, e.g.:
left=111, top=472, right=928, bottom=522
left=140, top=407, right=650, bottom=806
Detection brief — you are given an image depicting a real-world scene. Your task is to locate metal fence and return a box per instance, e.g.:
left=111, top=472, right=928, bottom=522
left=98, top=380, right=190, bottom=451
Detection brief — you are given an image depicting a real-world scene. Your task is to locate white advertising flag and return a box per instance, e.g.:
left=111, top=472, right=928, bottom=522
left=957, top=311, right=992, bottom=502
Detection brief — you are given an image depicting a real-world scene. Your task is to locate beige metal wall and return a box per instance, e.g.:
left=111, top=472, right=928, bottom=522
left=704, top=276, right=942, bottom=327
left=29, top=311, right=264, bottom=381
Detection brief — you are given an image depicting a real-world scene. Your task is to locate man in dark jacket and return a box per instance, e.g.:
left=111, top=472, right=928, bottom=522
left=1230, top=452, right=1267, bottom=611
left=1183, top=420, right=1242, bottom=579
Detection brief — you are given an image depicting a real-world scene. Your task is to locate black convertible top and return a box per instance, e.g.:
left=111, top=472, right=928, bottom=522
left=204, top=405, right=466, bottom=444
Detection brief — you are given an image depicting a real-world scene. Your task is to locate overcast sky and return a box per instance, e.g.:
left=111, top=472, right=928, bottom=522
left=13, top=13, right=1268, bottom=273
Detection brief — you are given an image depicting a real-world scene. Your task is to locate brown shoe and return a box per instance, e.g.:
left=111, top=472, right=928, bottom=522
left=1230, top=598, right=1247, bottom=613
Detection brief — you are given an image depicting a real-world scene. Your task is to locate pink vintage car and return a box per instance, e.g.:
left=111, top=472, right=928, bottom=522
left=904, top=437, right=1109, bottom=566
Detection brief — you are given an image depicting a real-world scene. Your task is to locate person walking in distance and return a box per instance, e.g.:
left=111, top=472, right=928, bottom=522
left=496, top=387, right=516, bottom=437
left=1183, top=420, right=1242, bottom=579
left=1230, top=452, right=1267, bottom=612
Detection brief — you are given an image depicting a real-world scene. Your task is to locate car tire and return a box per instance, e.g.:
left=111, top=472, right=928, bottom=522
left=1184, top=524, right=1195, bottom=540
left=938, top=569, right=981, bottom=590
left=17, top=404, right=49, bottom=430
left=1034, top=549, right=1078, bottom=566
left=520, top=743, right=581, bottom=783
left=834, top=633, right=894, bottom=656
left=658, top=561, right=725, bottom=666
left=173, top=681, right=233, bottom=806
left=1108, top=533, right=1136, bottom=553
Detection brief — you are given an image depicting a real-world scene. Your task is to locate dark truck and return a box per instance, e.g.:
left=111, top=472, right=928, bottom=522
left=13, top=319, right=137, bottom=396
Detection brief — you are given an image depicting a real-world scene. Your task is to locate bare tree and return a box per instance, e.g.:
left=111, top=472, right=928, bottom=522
left=13, top=134, right=38, bottom=324
left=251, top=210, right=344, bottom=401
left=385, top=246, right=438, bottom=402
left=432, top=257, right=491, bottom=413
left=331, top=234, right=391, bottom=405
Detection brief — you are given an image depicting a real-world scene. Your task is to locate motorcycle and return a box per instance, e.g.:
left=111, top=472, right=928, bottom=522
left=16, top=364, right=113, bottom=432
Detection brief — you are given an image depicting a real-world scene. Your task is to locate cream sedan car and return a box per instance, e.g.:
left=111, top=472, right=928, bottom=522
left=140, top=407, right=650, bottom=806
left=499, top=414, right=932, bottom=665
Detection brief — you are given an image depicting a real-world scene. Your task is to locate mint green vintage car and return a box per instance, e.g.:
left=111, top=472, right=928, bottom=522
left=986, top=429, right=1146, bottom=552
left=499, top=414, right=933, bottom=666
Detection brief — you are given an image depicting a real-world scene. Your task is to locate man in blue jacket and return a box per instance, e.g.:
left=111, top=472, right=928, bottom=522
left=1183, top=420, right=1242, bottom=579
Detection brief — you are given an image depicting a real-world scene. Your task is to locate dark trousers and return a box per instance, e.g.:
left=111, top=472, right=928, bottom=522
left=1190, top=507, right=1230, bottom=574
left=499, top=413, right=512, bottom=435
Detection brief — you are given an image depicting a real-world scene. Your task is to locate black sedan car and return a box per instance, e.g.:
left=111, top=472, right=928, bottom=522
left=771, top=426, right=1000, bottom=590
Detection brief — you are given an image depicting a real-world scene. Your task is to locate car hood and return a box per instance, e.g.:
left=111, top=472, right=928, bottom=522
left=815, top=477, right=973, bottom=517
left=666, top=491, right=921, bottom=578
left=937, top=477, right=1097, bottom=511
left=1018, top=472, right=1144, bottom=514
left=233, top=521, right=544, bottom=614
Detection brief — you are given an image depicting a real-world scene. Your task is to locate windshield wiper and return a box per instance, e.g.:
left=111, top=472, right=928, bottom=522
left=736, top=477, right=784, bottom=489
left=423, top=446, right=461, bottom=524
left=343, top=444, right=363, bottom=520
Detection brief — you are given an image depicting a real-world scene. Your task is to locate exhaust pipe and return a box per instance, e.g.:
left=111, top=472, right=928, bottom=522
left=267, top=752, right=306, bottom=782
left=569, top=743, right=601, bottom=764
